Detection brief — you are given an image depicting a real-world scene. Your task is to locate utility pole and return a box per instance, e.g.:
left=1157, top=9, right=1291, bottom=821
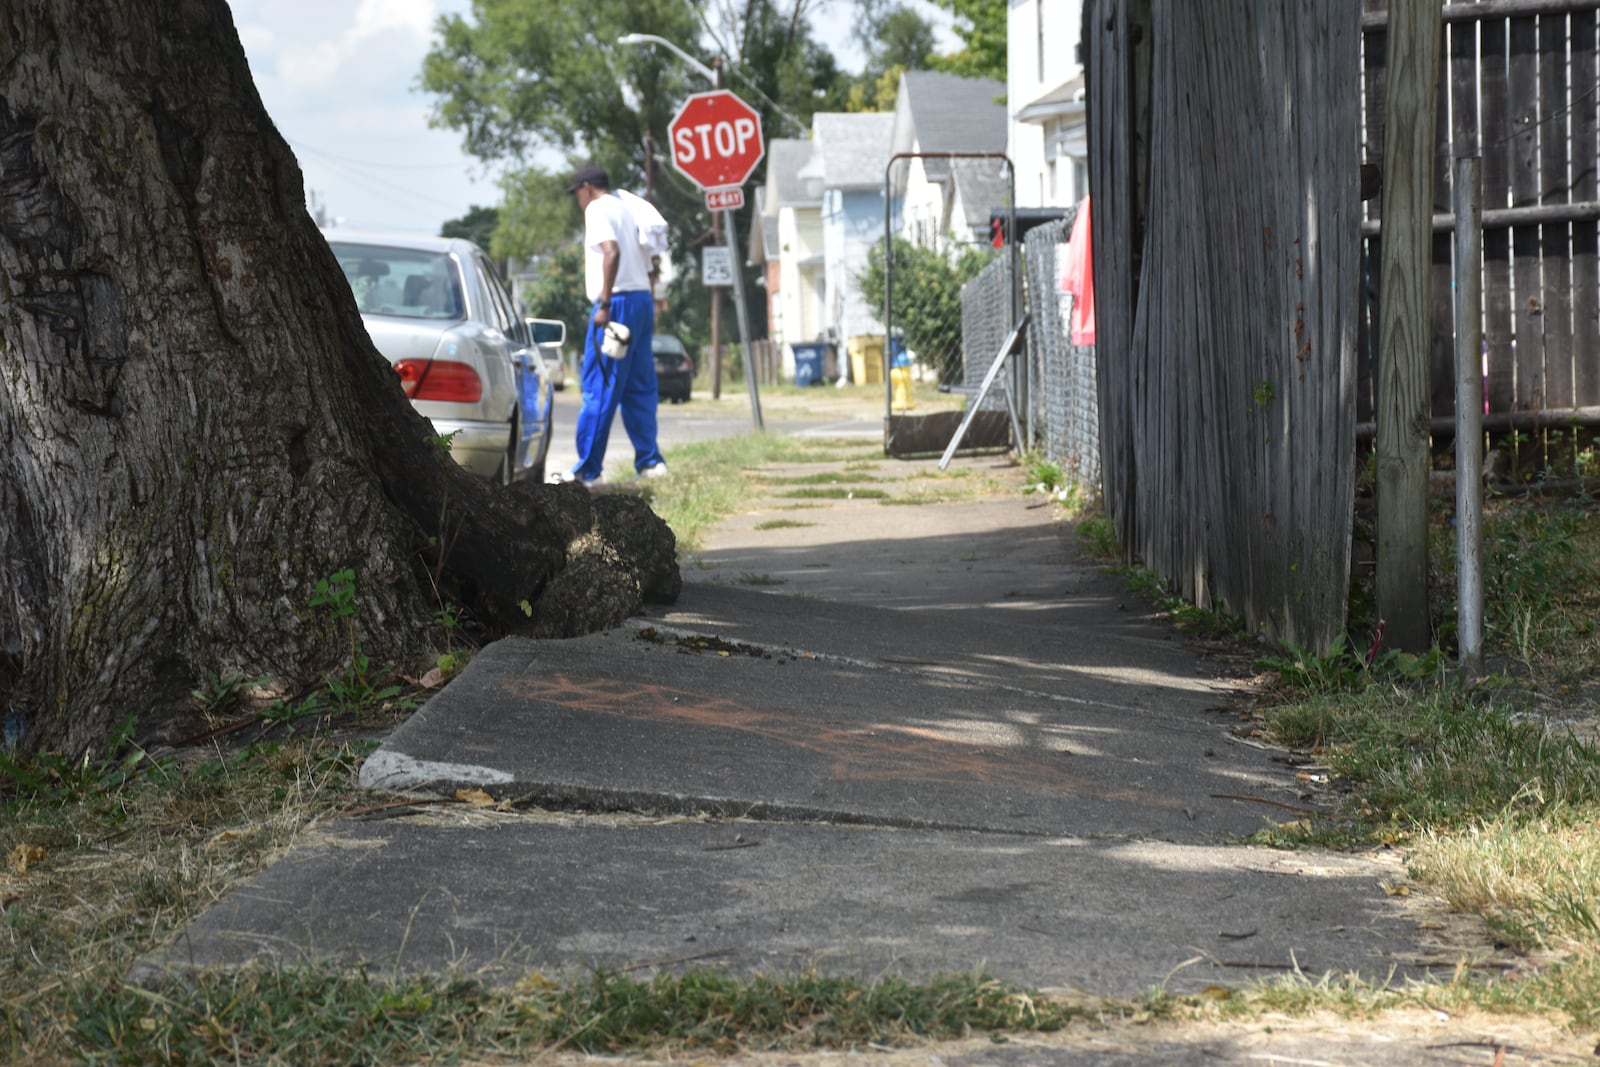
left=1375, top=0, right=1442, bottom=654
left=709, top=59, right=725, bottom=400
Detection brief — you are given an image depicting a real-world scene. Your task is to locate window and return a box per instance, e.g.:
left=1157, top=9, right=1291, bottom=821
left=330, top=243, right=463, bottom=320
left=476, top=253, right=519, bottom=331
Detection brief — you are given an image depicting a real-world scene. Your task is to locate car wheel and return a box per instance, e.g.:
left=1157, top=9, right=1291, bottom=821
left=496, top=412, right=520, bottom=486
left=529, top=422, right=549, bottom=484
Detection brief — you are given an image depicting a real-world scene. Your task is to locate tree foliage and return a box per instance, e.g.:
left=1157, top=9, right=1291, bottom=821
left=490, top=167, right=577, bottom=262
left=929, top=0, right=1007, bottom=82
left=440, top=204, right=499, bottom=248
left=856, top=236, right=994, bottom=384
left=518, top=244, right=591, bottom=341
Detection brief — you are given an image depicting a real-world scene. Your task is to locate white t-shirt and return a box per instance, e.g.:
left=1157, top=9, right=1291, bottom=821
left=618, top=190, right=670, bottom=259
left=583, top=192, right=652, bottom=302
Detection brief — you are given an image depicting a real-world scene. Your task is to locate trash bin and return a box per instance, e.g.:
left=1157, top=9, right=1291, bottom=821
left=847, top=335, right=885, bottom=385
left=791, top=342, right=827, bottom=386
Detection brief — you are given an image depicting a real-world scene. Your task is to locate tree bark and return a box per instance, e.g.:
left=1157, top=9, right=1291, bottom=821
left=0, top=0, right=678, bottom=755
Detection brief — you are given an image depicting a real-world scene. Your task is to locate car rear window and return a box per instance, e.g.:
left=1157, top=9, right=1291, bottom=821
left=330, top=243, right=464, bottom=320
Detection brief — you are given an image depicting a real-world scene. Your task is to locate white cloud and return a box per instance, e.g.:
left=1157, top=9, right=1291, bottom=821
left=351, top=0, right=435, bottom=42
left=274, top=0, right=435, bottom=94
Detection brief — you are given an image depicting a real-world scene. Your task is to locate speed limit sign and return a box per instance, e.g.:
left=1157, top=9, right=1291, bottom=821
left=701, top=246, right=734, bottom=288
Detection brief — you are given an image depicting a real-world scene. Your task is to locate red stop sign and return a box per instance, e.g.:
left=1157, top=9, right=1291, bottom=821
left=667, top=90, right=764, bottom=190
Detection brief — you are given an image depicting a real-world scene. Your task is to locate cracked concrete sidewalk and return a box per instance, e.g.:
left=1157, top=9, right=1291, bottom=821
left=137, top=442, right=1556, bottom=1064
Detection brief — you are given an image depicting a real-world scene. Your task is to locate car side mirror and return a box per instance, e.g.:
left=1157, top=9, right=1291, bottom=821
left=527, top=318, right=566, bottom=347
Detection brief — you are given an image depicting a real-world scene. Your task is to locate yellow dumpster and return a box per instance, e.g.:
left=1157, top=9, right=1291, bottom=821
left=847, top=335, right=885, bottom=385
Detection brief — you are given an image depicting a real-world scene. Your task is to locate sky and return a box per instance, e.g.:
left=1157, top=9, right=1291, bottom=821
left=226, top=0, right=944, bottom=237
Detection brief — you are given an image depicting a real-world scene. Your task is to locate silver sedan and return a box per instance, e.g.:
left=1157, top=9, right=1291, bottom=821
left=326, top=231, right=554, bottom=483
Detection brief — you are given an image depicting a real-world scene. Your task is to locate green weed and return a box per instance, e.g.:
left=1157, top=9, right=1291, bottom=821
left=310, top=568, right=403, bottom=712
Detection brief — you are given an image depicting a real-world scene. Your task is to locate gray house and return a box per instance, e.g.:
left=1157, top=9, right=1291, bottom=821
left=888, top=70, right=1010, bottom=248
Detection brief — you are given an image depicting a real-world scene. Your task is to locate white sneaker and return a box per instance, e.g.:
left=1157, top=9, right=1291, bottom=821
left=640, top=462, right=669, bottom=479
left=551, top=470, right=596, bottom=486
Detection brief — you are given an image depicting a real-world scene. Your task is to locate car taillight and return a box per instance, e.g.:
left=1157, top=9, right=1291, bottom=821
left=394, top=360, right=482, bottom=402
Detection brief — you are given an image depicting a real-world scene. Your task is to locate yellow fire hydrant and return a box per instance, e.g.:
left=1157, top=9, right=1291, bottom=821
left=889, top=339, right=914, bottom=411
left=890, top=365, right=915, bottom=411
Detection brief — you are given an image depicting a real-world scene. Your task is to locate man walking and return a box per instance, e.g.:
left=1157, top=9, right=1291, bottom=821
left=562, top=164, right=667, bottom=484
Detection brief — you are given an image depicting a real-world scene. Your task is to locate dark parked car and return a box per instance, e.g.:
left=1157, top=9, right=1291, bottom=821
left=653, top=333, right=695, bottom=403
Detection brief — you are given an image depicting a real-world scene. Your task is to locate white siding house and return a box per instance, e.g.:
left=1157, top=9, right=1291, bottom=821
left=888, top=70, right=1009, bottom=249
left=1007, top=0, right=1088, bottom=209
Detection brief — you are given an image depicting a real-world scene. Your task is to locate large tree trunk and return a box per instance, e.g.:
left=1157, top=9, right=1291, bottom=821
left=0, top=0, right=678, bottom=755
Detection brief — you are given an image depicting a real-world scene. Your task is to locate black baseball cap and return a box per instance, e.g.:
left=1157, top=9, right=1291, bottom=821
left=566, top=164, right=609, bottom=192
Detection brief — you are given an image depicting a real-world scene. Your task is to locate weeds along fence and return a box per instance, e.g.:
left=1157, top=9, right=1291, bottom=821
left=1359, top=0, right=1600, bottom=462
left=1084, top=0, right=1363, bottom=651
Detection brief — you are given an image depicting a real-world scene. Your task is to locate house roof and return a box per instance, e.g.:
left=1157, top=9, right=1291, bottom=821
left=952, top=162, right=1014, bottom=234
left=1016, top=74, right=1086, bottom=125
left=891, top=70, right=1007, bottom=176
left=764, top=138, right=819, bottom=207
left=810, top=112, right=896, bottom=192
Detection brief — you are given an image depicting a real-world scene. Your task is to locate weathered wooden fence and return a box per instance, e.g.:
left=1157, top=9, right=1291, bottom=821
left=1084, top=0, right=1364, bottom=649
left=1359, top=0, right=1600, bottom=437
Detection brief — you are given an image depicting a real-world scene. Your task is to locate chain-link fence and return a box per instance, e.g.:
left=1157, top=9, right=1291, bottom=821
left=960, top=257, right=1016, bottom=412
left=1021, top=208, right=1099, bottom=486
left=947, top=205, right=1100, bottom=485
left=871, top=155, right=1014, bottom=392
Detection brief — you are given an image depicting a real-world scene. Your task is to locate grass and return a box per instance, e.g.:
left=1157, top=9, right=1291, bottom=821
left=639, top=433, right=881, bottom=550
left=1206, top=489, right=1600, bottom=1029
left=29, top=968, right=1089, bottom=1064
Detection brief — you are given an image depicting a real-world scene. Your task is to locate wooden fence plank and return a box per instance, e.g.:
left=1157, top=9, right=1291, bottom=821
left=1509, top=14, right=1545, bottom=412
left=1480, top=14, right=1519, bottom=411
left=1540, top=12, right=1576, bottom=410
left=1431, top=39, right=1458, bottom=420
left=1361, top=0, right=1390, bottom=424
left=1575, top=10, right=1600, bottom=404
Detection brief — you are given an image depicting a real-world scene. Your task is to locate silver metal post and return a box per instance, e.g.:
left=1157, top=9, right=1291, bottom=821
left=723, top=207, right=763, bottom=430
left=1452, top=155, right=1484, bottom=671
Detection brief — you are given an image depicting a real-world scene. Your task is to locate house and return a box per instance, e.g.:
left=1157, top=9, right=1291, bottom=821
left=1007, top=0, right=1088, bottom=209
left=749, top=137, right=824, bottom=360
left=887, top=70, right=1009, bottom=248
left=806, top=111, right=897, bottom=359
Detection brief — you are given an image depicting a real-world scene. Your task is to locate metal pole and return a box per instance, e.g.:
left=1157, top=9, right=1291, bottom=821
left=723, top=207, right=764, bottom=430
left=1452, top=155, right=1484, bottom=671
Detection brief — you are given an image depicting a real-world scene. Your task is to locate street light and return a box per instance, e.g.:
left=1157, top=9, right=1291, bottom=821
left=617, top=33, right=807, bottom=135
left=616, top=33, right=718, bottom=85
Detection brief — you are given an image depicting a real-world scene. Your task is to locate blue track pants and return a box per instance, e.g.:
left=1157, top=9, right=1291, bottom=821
left=571, top=289, right=662, bottom=481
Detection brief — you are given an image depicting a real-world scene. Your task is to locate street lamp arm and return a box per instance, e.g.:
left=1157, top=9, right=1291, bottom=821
left=616, top=33, right=718, bottom=85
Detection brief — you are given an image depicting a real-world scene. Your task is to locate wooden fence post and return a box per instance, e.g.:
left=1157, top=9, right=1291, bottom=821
left=1376, top=0, right=1442, bottom=654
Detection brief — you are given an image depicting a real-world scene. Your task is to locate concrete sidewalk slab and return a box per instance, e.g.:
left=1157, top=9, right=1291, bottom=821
left=145, top=444, right=1500, bottom=1046
left=356, top=628, right=1289, bottom=842
left=144, top=812, right=1435, bottom=997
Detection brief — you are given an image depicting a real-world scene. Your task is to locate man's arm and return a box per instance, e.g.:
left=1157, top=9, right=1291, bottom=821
left=593, top=239, right=620, bottom=325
